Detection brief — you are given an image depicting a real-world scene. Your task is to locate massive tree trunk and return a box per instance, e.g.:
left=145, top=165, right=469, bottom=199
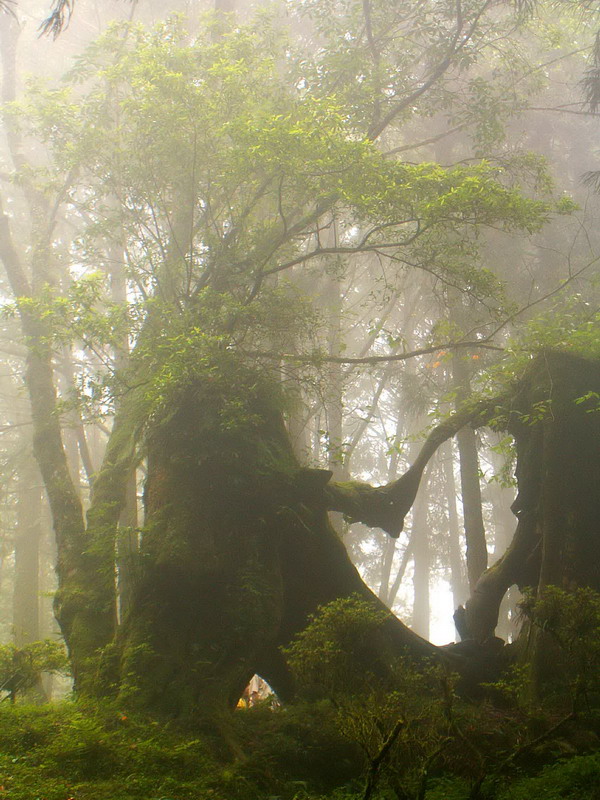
left=2, top=264, right=595, bottom=719
left=462, top=352, right=600, bottom=646
left=115, top=380, right=437, bottom=716
left=111, top=350, right=600, bottom=713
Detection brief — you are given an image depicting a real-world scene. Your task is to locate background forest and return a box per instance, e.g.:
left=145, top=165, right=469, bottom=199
left=0, top=0, right=599, bottom=798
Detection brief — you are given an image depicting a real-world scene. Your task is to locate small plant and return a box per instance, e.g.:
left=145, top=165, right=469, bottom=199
left=519, top=586, right=600, bottom=708
left=498, top=752, right=600, bottom=800
left=0, top=640, right=68, bottom=703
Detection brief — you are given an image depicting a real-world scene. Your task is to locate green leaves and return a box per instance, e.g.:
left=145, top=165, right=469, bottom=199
left=0, top=640, right=68, bottom=702
left=4, top=275, right=131, bottom=353
left=19, top=13, right=557, bottom=305
left=6, top=5, right=576, bottom=416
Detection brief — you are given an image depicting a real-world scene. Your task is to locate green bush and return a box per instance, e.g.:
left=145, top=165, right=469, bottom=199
left=0, top=703, right=224, bottom=800
left=499, top=753, right=600, bottom=800
left=0, top=640, right=68, bottom=703
left=232, top=700, right=362, bottom=793
left=0, top=701, right=361, bottom=800
left=0, top=693, right=598, bottom=800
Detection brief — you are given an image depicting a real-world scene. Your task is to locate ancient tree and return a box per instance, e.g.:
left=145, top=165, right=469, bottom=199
left=0, top=3, right=596, bottom=716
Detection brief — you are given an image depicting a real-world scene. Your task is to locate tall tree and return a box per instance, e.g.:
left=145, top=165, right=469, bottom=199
left=0, top=0, right=594, bottom=714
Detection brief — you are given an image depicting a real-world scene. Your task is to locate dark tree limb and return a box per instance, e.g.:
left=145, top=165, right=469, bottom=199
left=323, top=397, right=502, bottom=537
left=460, top=503, right=540, bottom=643
left=362, top=718, right=405, bottom=800
left=460, top=352, right=600, bottom=644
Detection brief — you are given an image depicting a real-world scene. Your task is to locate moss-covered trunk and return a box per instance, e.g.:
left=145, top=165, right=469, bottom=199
left=462, top=352, right=600, bottom=655
left=115, top=382, right=436, bottom=717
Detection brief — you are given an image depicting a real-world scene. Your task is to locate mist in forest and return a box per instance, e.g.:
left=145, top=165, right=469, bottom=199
left=0, top=0, right=600, bottom=800
left=0, top=0, right=598, bottom=668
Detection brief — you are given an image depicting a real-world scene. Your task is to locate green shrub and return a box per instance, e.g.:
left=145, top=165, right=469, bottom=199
left=0, top=640, right=68, bottom=703
left=500, top=753, right=600, bottom=800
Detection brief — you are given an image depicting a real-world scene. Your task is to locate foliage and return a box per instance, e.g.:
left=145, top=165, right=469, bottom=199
left=1, top=0, right=599, bottom=768
left=519, top=586, right=600, bottom=706
left=284, top=594, right=394, bottom=700
left=282, top=594, right=600, bottom=799
left=6, top=8, right=570, bottom=428
left=0, top=702, right=222, bottom=800
left=230, top=700, right=362, bottom=795
left=0, top=700, right=361, bottom=800
left=481, top=296, right=600, bottom=397
left=0, top=694, right=598, bottom=800
left=0, top=640, right=68, bottom=703
left=498, top=752, right=600, bottom=800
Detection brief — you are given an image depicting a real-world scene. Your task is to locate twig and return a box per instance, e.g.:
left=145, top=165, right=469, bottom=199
left=363, top=718, right=405, bottom=800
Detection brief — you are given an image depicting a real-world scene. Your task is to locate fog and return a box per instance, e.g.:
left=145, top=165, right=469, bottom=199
left=0, top=0, right=598, bottom=685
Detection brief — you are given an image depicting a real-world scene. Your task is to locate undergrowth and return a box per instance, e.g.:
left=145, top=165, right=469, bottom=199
left=0, top=698, right=598, bottom=800
left=0, top=700, right=359, bottom=800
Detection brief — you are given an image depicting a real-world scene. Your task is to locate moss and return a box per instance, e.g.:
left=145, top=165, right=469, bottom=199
left=0, top=700, right=363, bottom=800
left=498, top=753, right=600, bottom=800
left=0, top=702, right=226, bottom=799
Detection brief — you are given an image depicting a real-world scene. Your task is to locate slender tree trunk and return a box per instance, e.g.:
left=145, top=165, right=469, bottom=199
left=116, top=476, right=138, bottom=622
left=378, top=537, right=395, bottom=606
left=0, top=11, right=117, bottom=690
left=324, top=277, right=348, bottom=481
left=378, top=395, right=405, bottom=605
left=108, top=241, right=139, bottom=622
left=13, top=454, right=42, bottom=646
left=411, top=488, right=430, bottom=639
left=453, top=355, right=488, bottom=590
left=441, top=441, right=468, bottom=610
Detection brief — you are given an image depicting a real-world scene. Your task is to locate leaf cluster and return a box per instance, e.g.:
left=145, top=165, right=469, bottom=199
left=0, top=640, right=68, bottom=701
left=519, top=585, right=600, bottom=700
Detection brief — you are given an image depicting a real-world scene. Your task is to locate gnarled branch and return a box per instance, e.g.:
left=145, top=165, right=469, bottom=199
left=323, top=396, right=502, bottom=536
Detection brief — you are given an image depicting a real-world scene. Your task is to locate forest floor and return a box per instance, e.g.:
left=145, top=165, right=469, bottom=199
left=0, top=701, right=599, bottom=800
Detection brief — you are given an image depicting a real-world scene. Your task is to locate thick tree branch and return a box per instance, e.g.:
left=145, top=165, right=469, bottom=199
left=323, top=396, right=501, bottom=536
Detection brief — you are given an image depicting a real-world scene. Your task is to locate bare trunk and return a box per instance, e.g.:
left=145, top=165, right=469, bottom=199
left=411, top=489, right=430, bottom=639
left=13, top=454, right=42, bottom=646
left=378, top=396, right=405, bottom=605
left=441, top=441, right=468, bottom=610
left=453, top=356, right=488, bottom=590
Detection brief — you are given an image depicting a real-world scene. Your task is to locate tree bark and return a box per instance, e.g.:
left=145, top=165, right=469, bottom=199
left=453, top=355, right=488, bottom=590
left=441, top=441, right=468, bottom=611
left=461, top=352, right=600, bottom=652
left=13, top=454, right=42, bottom=646
left=324, top=395, right=499, bottom=537
left=115, top=381, right=439, bottom=716
left=0, top=12, right=116, bottom=690
left=411, top=488, right=430, bottom=639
